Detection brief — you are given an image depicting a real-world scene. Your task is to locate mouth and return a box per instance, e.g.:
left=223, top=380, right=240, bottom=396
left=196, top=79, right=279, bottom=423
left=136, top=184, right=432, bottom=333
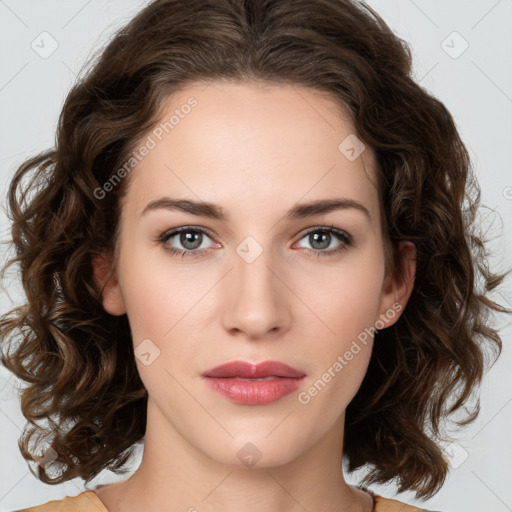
left=201, top=360, right=306, bottom=405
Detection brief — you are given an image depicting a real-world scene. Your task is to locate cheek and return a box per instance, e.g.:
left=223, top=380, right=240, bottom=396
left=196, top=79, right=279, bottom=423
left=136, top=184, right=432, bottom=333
left=117, top=243, right=204, bottom=341
left=307, top=258, right=384, bottom=346
left=299, top=255, right=384, bottom=395
left=299, top=284, right=379, bottom=416
left=332, top=272, right=382, bottom=335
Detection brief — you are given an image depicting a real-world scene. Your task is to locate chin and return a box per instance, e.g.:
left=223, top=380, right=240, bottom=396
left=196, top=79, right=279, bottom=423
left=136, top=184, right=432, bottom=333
left=193, top=431, right=310, bottom=470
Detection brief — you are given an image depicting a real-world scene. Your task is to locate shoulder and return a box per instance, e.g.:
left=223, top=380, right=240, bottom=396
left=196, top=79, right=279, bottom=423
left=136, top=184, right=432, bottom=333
left=14, top=491, right=108, bottom=512
left=375, top=494, right=444, bottom=512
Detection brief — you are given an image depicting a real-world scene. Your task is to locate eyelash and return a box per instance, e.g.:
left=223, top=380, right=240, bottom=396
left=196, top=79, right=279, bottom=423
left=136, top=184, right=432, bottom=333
left=157, top=225, right=353, bottom=259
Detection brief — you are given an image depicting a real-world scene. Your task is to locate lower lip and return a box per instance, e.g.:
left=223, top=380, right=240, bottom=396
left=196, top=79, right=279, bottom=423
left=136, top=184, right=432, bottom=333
left=204, top=376, right=305, bottom=405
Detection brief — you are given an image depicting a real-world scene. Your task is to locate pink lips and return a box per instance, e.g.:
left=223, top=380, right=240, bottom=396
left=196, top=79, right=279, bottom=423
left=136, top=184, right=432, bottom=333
left=201, top=360, right=306, bottom=405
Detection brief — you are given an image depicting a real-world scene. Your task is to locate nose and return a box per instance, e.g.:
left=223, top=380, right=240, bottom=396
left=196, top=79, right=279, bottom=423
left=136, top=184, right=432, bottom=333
left=221, top=243, right=292, bottom=340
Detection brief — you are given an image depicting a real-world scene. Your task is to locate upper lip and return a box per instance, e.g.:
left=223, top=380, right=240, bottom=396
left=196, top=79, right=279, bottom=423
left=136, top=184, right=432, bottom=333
left=201, top=360, right=306, bottom=378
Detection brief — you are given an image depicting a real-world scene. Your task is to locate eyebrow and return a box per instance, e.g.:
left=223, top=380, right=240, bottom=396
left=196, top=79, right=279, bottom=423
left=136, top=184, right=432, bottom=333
left=141, top=197, right=371, bottom=222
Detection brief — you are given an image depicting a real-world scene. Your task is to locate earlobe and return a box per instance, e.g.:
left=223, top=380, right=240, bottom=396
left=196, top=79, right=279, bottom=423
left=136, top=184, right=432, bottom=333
left=91, top=252, right=127, bottom=316
left=376, top=241, right=416, bottom=330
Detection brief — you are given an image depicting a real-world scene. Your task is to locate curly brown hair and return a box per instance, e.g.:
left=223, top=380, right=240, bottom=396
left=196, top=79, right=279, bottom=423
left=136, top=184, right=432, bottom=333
left=1, top=0, right=510, bottom=501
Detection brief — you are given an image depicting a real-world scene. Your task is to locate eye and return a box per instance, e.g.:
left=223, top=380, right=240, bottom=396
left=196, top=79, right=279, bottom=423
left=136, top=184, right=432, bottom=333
left=157, top=225, right=353, bottom=259
left=158, top=227, right=218, bottom=258
left=294, top=226, right=353, bottom=258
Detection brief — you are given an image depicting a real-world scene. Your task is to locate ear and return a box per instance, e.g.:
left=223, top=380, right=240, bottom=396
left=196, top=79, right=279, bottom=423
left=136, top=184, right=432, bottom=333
left=375, top=241, right=416, bottom=330
left=91, top=252, right=126, bottom=316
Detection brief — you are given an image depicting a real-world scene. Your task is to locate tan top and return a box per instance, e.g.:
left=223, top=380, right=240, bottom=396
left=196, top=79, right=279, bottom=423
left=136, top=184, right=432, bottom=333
left=16, top=490, right=431, bottom=512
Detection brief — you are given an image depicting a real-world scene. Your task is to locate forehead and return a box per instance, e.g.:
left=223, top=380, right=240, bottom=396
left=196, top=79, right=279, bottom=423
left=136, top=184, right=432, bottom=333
left=122, top=80, right=380, bottom=225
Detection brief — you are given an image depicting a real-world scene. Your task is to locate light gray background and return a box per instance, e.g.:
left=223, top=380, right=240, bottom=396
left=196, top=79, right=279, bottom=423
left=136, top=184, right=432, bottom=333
left=0, top=1, right=511, bottom=510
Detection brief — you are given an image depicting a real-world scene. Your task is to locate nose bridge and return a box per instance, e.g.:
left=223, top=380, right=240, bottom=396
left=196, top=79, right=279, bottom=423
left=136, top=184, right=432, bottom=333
left=234, top=234, right=280, bottom=305
left=222, top=235, right=290, bottom=337
left=236, top=238, right=274, bottom=292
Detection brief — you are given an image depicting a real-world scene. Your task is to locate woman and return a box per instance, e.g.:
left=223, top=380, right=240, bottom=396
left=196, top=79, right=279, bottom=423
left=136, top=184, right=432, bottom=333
left=1, top=0, right=509, bottom=511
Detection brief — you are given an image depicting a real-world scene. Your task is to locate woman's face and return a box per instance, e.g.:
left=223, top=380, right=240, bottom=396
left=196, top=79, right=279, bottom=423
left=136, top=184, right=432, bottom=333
left=96, top=80, right=414, bottom=467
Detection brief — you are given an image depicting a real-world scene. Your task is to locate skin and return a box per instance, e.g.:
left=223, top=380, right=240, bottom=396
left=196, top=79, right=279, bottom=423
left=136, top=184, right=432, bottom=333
left=92, top=80, right=416, bottom=512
